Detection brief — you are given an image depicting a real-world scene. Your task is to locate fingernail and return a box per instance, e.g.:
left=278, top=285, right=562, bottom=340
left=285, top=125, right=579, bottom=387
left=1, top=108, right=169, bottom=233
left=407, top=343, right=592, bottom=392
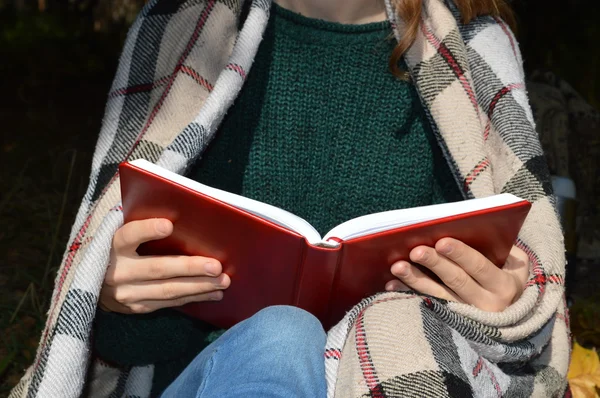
left=395, top=262, right=409, bottom=277
left=217, top=274, right=230, bottom=289
left=438, top=244, right=452, bottom=255
left=205, top=262, right=219, bottom=276
left=419, top=250, right=429, bottom=261
left=211, top=291, right=223, bottom=301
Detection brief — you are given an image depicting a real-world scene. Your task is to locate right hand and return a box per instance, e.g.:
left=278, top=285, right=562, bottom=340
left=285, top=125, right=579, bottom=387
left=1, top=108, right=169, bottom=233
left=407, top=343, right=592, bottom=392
left=100, top=218, right=230, bottom=314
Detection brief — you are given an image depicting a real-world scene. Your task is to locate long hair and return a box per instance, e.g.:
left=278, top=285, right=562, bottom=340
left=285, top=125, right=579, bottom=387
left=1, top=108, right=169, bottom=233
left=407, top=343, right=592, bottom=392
left=390, top=0, right=515, bottom=77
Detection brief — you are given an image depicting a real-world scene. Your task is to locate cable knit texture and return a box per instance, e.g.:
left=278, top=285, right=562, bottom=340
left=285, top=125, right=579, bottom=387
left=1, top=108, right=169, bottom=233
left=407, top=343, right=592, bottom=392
left=192, top=4, right=461, bottom=234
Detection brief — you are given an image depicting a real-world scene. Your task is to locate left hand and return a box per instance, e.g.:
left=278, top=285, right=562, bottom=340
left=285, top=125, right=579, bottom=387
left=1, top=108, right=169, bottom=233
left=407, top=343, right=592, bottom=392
left=385, top=238, right=529, bottom=312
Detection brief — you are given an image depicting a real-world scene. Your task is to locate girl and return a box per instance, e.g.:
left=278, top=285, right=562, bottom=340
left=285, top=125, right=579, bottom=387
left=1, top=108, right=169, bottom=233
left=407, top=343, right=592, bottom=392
left=11, top=0, right=569, bottom=397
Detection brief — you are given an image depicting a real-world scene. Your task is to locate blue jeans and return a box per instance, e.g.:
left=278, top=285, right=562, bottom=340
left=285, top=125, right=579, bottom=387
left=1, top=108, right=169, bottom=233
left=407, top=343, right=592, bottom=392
left=160, top=306, right=327, bottom=398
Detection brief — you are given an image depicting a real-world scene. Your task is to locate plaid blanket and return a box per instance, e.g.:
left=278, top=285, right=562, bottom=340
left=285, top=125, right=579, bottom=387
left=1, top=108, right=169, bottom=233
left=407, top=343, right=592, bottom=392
left=10, top=0, right=570, bottom=397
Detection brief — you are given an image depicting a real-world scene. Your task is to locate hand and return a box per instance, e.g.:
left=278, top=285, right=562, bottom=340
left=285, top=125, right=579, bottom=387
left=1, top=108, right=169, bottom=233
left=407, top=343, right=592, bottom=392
left=100, top=218, right=231, bottom=314
left=385, top=238, right=529, bottom=312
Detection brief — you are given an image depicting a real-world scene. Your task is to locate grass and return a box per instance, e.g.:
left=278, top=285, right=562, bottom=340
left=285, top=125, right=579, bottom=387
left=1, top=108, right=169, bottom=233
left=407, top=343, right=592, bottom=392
left=0, top=150, right=95, bottom=394
left=0, top=150, right=89, bottom=393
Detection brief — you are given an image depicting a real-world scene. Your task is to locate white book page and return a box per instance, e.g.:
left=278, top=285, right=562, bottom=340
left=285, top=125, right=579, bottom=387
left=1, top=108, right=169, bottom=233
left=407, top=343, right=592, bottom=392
left=130, top=160, right=523, bottom=248
left=130, top=159, right=323, bottom=244
left=322, top=193, right=523, bottom=243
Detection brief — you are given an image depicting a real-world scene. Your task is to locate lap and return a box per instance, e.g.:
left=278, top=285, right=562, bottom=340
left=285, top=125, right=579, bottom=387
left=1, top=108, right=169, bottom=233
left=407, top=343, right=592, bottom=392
left=160, top=306, right=327, bottom=398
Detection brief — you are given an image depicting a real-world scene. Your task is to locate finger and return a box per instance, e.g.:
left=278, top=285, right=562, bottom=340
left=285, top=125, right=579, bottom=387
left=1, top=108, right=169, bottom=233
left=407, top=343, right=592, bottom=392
left=390, top=260, right=460, bottom=302
left=112, top=218, right=173, bottom=254
left=110, top=274, right=231, bottom=304
left=434, top=238, right=504, bottom=292
left=131, top=291, right=224, bottom=313
left=503, top=245, right=530, bottom=290
left=105, top=255, right=222, bottom=285
left=98, top=291, right=117, bottom=313
left=409, top=246, right=485, bottom=304
left=120, top=291, right=224, bottom=314
left=385, top=280, right=410, bottom=292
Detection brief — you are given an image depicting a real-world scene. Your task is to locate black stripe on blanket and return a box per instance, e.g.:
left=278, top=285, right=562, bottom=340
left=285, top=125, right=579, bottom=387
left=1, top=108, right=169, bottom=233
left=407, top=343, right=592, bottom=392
left=501, top=156, right=554, bottom=203
left=412, top=51, right=458, bottom=107
left=169, top=122, right=208, bottom=162
left=251, top=0, right=271, bottom=12
left=466, top=48, right=542, bottom=162
left=28, top=289, right=97, bottom=396
left=457, top=16, right=498, bottom=42
left=29, top=336, right=52, bottom=396
left=108, top=366, right=133, bottom=398
left=375, top=370, right=464, bottom=398
left=497, top=361, right=536, bottom=396
left=130, top=140, right=165, bottom=164
left=55, top=289, right=98, bottom=340
left=424, top=298, right=502, bottom=342
left=92, top=7, right=178, bottom=201
left=421, top=302, right=474, bottom=396
left=423, top=298, right=545, bottom=363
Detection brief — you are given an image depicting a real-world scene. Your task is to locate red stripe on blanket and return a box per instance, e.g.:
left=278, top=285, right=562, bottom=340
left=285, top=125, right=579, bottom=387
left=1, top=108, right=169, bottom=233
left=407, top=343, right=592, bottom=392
left=36, top=193, right=127, bottom=370
left=483, top=83, right=524, bottom=140
left=555, top=312, right=567, bottom=324
left=525, top=273, right=563, bottom=288
left=352, top=295, right=419, bottom=397
left=324, top=348, right=342, bottom=360
left=472, top=357, right=502, bottom=397
left=547, top=275, right=564, bottom=284
left=494, top=17, right=517, bottom=59
left=355, top=310, right=385, bottom=398
left=123, top=0, right=217, bottom=162
left=35, top=210, right=94, bottom=372
left=178, top=65, right=214, bottom=91
left=420, top=21, right=479, bottom=114
left=109, top=64, right=213, bottom=99
left=108, top=75, right=171, bottom=98
left=463, top=157, right=490, bottom=191
left=225, top=63, right=247, bottom=79
left=35, top=2, right=218, bottom=372
left=515, top=239, right=565, bottom=303
left=472, top=357, right=484, bottom=377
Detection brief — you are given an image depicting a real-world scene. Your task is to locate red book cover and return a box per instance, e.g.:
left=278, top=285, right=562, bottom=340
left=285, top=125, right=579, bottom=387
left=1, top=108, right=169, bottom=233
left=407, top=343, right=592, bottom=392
left=119, top=160, right=531, bottom=329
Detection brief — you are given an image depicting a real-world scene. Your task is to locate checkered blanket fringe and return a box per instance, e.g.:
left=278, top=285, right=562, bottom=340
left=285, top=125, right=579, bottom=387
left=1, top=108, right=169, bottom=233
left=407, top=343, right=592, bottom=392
left=10, top=0, right=570, bottom=397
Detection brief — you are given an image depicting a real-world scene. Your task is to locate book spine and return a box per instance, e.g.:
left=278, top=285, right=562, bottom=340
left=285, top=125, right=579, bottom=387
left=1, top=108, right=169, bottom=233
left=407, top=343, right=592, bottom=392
left=291, top=242, right=309, bottom=308
left=293, top=242, right=341, bottom=326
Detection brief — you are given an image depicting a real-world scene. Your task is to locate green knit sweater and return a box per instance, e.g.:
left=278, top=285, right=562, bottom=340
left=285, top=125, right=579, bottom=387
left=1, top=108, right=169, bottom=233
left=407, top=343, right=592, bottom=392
left=93, top=4, right=462, bottom=396
left=190, top=5, right=460, bottom=233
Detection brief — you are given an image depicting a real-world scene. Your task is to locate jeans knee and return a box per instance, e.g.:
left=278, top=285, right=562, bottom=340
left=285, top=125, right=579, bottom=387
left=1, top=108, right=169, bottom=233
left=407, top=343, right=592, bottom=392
left=250, top=306, right=326, bottom=347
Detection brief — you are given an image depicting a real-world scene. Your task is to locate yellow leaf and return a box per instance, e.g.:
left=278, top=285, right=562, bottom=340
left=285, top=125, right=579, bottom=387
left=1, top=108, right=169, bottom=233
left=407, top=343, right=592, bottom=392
left=569, top=342, right=600, bottom=379
left=568, top=342, right=600, bottom=398
left=569, top=379, right=599, bottom=398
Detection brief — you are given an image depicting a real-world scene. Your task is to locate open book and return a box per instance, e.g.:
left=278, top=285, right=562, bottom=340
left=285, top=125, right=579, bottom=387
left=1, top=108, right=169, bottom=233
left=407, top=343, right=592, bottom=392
left=120, top=159, right=531, bottom=328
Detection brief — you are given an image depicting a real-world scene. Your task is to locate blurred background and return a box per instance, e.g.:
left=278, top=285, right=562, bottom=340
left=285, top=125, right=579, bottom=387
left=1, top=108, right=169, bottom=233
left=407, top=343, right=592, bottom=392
left=0, top=0, right=599, bottom=395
